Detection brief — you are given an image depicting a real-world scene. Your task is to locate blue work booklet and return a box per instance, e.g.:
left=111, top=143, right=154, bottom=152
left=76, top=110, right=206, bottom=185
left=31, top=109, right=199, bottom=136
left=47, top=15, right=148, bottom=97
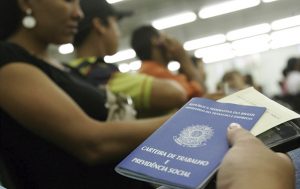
left=115, top=98, right=266, bottom=189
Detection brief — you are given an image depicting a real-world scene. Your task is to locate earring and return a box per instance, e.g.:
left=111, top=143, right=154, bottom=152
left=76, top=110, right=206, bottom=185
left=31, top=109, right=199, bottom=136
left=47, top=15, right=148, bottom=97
left=22, top=9, right=36, bottom=29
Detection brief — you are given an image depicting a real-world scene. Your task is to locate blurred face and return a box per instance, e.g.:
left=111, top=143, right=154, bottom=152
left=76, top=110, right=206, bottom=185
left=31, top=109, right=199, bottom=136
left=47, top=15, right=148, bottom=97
left=195, top=59, right=206, bottom=81
left=227, top=73, right=246, bottom=90
left=103, top=16, right=120, bottom=55
left=28, top=0, right=83, bottom=44
left=152, top=34, right=172, bottom=64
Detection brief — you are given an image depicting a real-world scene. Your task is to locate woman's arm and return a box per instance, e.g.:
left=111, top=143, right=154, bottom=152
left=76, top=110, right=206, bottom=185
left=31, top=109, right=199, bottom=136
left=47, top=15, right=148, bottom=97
left=0, top=63, right=170, bottom=164
left=150, top=78, right=188, bottom=110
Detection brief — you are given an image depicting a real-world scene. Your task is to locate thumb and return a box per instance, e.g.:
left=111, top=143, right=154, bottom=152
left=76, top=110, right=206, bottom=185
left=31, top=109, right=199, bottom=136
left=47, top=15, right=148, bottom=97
left=227, top=123, right=254, bottom=146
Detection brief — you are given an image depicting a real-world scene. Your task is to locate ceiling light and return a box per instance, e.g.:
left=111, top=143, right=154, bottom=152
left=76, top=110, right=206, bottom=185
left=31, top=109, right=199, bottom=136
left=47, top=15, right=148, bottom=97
left=183, top=34, right=226, bottom=51
left=152, top=12, right=197, bottom=30
left=199, top=0, right=260, bottom=19
left=118, top=63, right=130, bottom=73
left=262, top=0, right=279, bottom=3
left=58, top=43, right=74, bottom=54
left=194, top=43, right=232, bottom=58
left=104, top=49, right=136, bottom=63
left=226, top=23, right=271, bottom=41
left=194, top=43, right=235, bottom=63
left=270, top=26, right=300, bottom=49
left=203, top=53, right=235, bottom=64
left=106, top=0, right=125, bottom=4
left=271, top=15, right=300, bottom=30
left=231, top=34, right=271, bottom=56
left=167, top=61, right=181, bottom=72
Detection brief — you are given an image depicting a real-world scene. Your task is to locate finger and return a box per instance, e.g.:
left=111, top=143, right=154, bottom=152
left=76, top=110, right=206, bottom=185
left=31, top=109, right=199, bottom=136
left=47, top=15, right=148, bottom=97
left=227, top=123, right=253, bottom=146
left=276, top=152, right=293, bottom=164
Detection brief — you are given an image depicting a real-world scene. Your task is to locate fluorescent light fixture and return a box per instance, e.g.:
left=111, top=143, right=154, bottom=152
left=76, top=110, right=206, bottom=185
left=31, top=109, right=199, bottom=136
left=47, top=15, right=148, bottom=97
left=226, top=23, right=271, bottom=41
left=106, top=0, right=125, bottom=4
left=58, top=43, right=74, bottom=54
left=270, top=26, right=300, bottom=49
left=262, top=0, right=278, bottom=3
left=129, top=60, right=141, bottom=71
left=194, top=43, right=235, bottom=63
left=183, top=34, right=226, bottom=51
left=194, top=43, right=232, bottom=58
left=231, top=34, right=270, bottom=56
left=199, top=0, right=260, bottom=19
left=167, top=61, right=180, bottom=72
left=104, top=49, right=136, bottom=63
left=271, top=15, right=300, bottom=30
left=118, top=63, right=130, bottom=73
left=152, top=12, right=197, bottom=30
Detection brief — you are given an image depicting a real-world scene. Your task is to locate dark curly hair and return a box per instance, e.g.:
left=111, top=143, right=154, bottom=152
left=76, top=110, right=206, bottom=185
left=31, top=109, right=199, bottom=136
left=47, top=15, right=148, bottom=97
left=0, top=0, right=23, bottom=40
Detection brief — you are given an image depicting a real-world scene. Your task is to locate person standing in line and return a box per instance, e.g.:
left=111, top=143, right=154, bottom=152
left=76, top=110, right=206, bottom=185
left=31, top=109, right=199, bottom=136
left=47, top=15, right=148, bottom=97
left=0, top=0, right=170, bottom=188
left=68, top=0, right=188, bottom=117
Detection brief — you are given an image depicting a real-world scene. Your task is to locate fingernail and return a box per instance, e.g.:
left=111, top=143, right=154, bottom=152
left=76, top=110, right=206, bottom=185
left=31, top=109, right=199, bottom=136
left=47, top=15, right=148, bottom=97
left=228, top=123, right=241, bottom=130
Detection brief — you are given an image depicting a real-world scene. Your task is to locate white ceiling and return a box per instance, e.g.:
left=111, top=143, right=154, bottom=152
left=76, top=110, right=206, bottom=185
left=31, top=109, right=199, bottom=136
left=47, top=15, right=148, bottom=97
left=115, top=0, right=300, bottom=50
left=51, top=0, right=300, bottom=95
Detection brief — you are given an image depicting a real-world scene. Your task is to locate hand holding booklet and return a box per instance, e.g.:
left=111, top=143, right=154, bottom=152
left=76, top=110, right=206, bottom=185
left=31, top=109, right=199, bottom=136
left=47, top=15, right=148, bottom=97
left=115, top=96, right=266, bottom=189
left=115, top=87, right=300, bottom=189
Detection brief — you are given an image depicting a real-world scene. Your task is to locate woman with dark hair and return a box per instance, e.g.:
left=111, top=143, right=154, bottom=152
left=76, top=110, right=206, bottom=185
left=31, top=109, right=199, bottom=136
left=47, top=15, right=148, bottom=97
left=0, top=0, right=168, bottom=188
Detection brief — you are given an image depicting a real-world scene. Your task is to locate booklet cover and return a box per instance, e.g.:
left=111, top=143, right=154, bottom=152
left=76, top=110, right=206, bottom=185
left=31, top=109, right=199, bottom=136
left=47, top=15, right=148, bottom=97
left=115, top=98, right=266, bottom=189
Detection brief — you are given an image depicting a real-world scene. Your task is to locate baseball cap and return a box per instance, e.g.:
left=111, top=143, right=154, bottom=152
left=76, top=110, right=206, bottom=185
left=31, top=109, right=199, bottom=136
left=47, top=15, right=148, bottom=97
left=79, top=0, right=133, bottom=31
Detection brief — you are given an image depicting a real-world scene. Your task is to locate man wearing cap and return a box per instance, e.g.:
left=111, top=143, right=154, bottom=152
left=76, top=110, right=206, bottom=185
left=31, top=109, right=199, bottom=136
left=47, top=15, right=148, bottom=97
left=68, top=0, right=188, bottom=117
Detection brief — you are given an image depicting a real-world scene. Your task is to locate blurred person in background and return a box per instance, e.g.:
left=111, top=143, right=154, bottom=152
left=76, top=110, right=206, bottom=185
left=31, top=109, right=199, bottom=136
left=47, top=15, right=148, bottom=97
left=244, top=73, right=263, bottom=93
left=0, top=0, right=172, bottom=188
left=220, top=70, right=249, bottom=95
left=131, top=25, right=206, bottom=99
left=273, top=57, right=300, bottom=113
left=190, top=56, right=207, bottom=92
left=69, top=0, right=187, bottom=117
left=283, top=57, right=300, bottom=95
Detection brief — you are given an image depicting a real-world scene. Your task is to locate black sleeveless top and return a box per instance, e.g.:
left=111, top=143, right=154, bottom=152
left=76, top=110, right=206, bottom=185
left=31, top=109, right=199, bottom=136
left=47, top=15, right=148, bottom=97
left=0, top=42, right=151, bottom=189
